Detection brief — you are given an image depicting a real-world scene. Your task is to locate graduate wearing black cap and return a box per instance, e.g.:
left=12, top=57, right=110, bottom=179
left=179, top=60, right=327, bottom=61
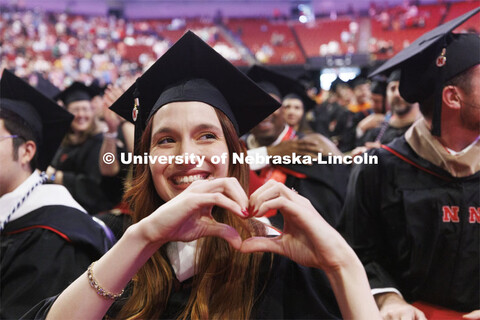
left=347, top=77, right=372, bottom=115
left=355, top=70, right=421, bottom=148
left=310, top=78, right=358, bottom=152
left=282, top=92, right=315, bottom=134
left=49, top=81, right=114, bottom=214
left=339, top=7, right=480, bottom=318
left=249, top=66, right=317, bottom=135
left=89, top=80, right=109, bottom=121
left=25, top=31, right=380, bottom=320
left=352, top=78, right=389, bottom=147
left=0, top=70, right=114, bottom=319
left=370, top=79, right=387, bottom=114
left=334, top=77, right=375, bottom=152
left=30, top=72, right=61, bottom=100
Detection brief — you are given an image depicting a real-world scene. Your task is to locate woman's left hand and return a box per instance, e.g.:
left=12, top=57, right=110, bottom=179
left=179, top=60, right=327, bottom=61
left=240, top=179, right=354, bottom=272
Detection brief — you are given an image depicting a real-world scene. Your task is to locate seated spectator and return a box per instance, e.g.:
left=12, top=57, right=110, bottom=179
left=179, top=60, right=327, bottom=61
left=0, top=70, right=113, bottom=319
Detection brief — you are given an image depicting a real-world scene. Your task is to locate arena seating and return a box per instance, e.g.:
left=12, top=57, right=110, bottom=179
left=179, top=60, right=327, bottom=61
left=226, top=18, right=305, bottom=65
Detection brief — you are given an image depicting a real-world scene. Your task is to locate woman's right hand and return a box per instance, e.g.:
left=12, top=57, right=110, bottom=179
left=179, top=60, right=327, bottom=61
left=139, top=177, right=249, bottom=250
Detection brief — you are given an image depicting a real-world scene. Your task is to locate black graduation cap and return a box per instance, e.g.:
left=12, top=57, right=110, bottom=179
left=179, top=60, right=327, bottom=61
left=297, top=74, right=317, bottom=91
left=246, top=65, right=316, bottom=111
left=109, top=31, right=281, bottom=152
left=387, top=69, right=401, bottom=83
left=370, top=7, right=480, bottom=136
left=0, top=69, right=74, bottom=170
left=89, top=80, right=107, bottom=97
left=370, top=80, right=387, bottom=96
left=55, top=81, right=97, bottom=106
left=34, top=72, right=61, bottom=99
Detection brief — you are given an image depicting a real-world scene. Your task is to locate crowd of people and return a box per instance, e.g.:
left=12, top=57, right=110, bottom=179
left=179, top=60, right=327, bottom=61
left=0, top=4, right=479, bottom=320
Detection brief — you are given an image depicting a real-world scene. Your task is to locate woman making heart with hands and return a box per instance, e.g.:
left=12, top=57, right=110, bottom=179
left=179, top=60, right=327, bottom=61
left=27, top=32, right=379, bottom=320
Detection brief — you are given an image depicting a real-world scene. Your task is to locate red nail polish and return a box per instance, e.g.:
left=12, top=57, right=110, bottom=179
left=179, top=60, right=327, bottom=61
left=247, top=205, right=254, bottom=217
left=241, top=209, right=249, bottom=217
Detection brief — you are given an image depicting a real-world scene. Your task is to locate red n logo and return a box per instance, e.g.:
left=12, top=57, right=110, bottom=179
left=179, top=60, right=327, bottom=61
left=442, top=206, right=460, bottom=223
left=469, top=207, right=480, bottom=224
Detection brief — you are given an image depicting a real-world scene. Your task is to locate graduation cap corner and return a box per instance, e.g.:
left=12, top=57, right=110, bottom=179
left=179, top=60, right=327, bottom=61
left=0, top=69, right=74, bottom=170
left=369, top=7, right=480, bottom=136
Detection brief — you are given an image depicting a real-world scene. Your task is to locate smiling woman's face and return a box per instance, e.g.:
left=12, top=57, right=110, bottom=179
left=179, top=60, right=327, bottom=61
left=149, top=101, right=229, bottom=202
left=67, top=100, right=94, bottom=134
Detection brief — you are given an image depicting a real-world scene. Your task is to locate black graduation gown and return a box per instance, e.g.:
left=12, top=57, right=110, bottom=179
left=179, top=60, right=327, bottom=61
left=268, top=162, right=350, bottom=230
left=311, top=102, right=356, bottom=152
left=1, top=206, right=113, bottom=319
left=243, top=131, right=350, bottom=230
left=22, top=254, right=342, bottom=319
left=51, top=133, right=113, bottom=214
left=338, top=137, right=480, bottom=312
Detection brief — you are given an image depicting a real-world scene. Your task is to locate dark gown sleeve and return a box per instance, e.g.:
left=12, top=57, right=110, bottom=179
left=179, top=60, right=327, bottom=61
left=1, top=230, right=99, bottom=319
left=337, top=148, right=400, bottom=290
left=252, top=254, right=341, bottom=319
left=281, top=161, right=350, bottom=229
left=19, top=296, right=58, bottom=320
left=357, top=126, right=381, bottom=146
left=2, top=206, right=112, bottom=319
left=52, top=134, right=113, bottom=214
left=21, top=254, right=342, bottom=320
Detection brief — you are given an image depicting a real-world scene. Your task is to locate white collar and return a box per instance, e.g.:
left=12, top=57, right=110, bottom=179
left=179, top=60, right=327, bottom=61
left=0, top=171, right=86, bottom=229
left=165, top=217, right=280, bottom=282
left=445, top=135, right=480, bottom=156
left=165, top=240, right=198, bottom=283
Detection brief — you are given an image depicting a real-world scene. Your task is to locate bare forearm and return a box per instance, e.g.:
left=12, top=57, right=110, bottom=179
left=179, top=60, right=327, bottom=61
left=325, top=254, right=380, bottom=320
left=46, top=223, right=163, bottom=320
left=99, top=137, right=120, bottom=176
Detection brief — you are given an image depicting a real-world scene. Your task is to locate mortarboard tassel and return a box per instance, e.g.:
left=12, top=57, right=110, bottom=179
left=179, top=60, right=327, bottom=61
left=132, top=81, right=143, bottom=155
left=431, top=36, right=449, bottom=137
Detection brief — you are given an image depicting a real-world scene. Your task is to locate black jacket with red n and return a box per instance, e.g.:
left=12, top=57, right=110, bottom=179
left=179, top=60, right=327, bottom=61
left=338, top=136, right=480, bottom=311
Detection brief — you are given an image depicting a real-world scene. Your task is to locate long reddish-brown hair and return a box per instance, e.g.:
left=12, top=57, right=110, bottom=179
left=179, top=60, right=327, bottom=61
left=117, top=107, right=268, bottom=320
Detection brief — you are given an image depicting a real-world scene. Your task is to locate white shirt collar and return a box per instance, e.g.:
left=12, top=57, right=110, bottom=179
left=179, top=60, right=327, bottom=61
left=445, top=135, right=480, bottom=156
left=0, top=171, right=86, bottom=229
left=0, top=171, right=43, bottom=226
left=165, top=217, right=280, bottom=282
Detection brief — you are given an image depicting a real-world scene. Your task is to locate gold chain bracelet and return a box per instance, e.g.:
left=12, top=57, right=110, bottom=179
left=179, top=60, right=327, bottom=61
left=87, top=262, right=124, bottom=300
